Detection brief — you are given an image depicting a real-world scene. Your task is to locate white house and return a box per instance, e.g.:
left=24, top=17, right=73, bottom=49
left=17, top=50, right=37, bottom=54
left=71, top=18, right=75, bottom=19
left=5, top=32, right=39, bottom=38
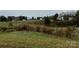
left=69, top=17, right=73, bottom=21
left=57, top=16, right=64, bottom=21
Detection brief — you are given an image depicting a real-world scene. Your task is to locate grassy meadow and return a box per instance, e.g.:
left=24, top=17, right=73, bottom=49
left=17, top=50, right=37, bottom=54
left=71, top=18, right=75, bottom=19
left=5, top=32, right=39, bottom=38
left=0, top=21, right=78, bottom=48
left=0, top=31, right=79, bottom=48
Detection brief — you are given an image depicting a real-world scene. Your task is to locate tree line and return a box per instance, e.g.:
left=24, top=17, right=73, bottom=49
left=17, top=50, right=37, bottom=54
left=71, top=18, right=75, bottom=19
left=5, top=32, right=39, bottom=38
left=44, top=10, right=79, bottom=27
left=0, top=16, right=28, bottom=22
left=0, top=10, right=79, bottom=27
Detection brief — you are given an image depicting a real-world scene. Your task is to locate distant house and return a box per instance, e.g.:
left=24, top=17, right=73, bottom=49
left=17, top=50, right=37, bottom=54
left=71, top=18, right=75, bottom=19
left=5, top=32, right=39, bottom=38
left=57, top=16, right=64, bottom=21
left=58, top=11, right=75, bottom=21
left=22, top=19, right=26, bottom=21
left=40, top=18, right=43, bottom=20
left=69, top=17, right=73, bottom=21
left=37, top=17, right=43, bottom=20
left=57, top=15, right=74, bottom=22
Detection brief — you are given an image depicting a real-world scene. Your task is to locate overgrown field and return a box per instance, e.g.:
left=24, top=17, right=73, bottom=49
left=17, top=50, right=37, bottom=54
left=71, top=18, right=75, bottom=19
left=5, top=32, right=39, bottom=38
left=0, top=21, right=79, bottom=48
left=0, top=31, right=79, bottom=48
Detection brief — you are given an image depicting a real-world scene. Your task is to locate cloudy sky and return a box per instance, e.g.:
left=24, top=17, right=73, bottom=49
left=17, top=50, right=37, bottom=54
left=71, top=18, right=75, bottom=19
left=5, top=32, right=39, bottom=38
left=0, top=10, right=76, bottom=17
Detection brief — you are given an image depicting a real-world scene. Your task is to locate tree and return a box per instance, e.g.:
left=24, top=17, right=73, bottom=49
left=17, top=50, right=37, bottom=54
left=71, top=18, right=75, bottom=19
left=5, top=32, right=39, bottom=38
left=76, top=10, right=79, bottom=19
left=53, top=13, right=58, bottom=26
left=63, top=15, right=69, bottom=26
left=25, top=16, right=27, bottom=20
left=18, top=16, right=26, bottom=21
left=53, top=13, right=58, bottom=22
left=75, top=10, right=79, bottom=26
left=63, top=15, right=69, bottom=21
left=32, top=17, right=35, bottom=20
left=0, top=16, right=7, bottom=22
left=7, top=16, right=13, bottom=21
left=48, top=16, right=53, bottom=20
left=44, top=16, right=51, bottom=25
left=37, top=17, right=40, bottom=20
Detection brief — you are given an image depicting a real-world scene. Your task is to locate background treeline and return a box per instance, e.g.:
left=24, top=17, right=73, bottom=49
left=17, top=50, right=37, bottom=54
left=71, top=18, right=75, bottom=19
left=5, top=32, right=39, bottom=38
left=0, top=16, right=27, bottom=22
left=43, top=10, right=79, bottom=27
left=0, top=10, right=79, bottom=27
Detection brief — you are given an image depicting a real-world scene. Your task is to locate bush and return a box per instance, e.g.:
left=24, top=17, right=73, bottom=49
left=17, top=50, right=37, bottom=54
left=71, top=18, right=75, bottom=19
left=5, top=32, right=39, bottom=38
left=42, top=26, right=53, bottom=34
left=36, top=26, right=41, bottom=32
left=55, top=27, right=77, bottom=38
left=65, top=26, right=76, bottom=38
left=0, top=27, right=15, bottom=32
left=9, top=22, right=13, bottom=26
left=14, top=23, right=37, bottom=31
left=27, top=24, right=36, bottom=31
left=8, top=22, right=14, bottom=28
left=14, top=24, right=27, bottom=31
left=6, top=28, right=15, bottom=32
left=0, top=27, right=7, bottom=32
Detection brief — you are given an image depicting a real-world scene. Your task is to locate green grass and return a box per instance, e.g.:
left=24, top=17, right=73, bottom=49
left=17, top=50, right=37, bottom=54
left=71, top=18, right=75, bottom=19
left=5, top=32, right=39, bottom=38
left=0, top=31, right=79, bottom=48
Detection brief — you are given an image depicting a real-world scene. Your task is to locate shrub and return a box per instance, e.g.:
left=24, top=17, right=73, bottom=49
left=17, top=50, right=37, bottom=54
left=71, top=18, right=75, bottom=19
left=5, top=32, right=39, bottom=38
left=55, top=27, right=77, bottom=38
left=8, top=22, right=14, bottom=28
left=27, top=24, right=36, bottom=31
left=14, top=24, right=23, bottom=31
left=1, top=27, right=7, bottom=32
left=36, top=26, right=41, bottom=32
left=21, top=24, right=28, bottom=30
left=65, top=26, right=77, bottom=38
left=6, top=28, right=15, bottom=32
left=56, top=28, right=63, bottom=37
left=14, top=23, right=37, bottom=31
left=9, top=22, right=13, bottom=26
left=42, top=26, right=53, bottom=34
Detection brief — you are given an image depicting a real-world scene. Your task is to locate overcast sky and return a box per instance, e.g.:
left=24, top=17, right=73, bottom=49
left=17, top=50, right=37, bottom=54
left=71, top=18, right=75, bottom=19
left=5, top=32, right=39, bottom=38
left=0, top=10, right=76, bottom=17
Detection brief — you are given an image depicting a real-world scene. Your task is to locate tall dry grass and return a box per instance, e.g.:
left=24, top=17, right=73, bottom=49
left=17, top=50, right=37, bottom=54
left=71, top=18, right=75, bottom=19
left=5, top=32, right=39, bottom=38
left=0, top=21, right=78, bottom=38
